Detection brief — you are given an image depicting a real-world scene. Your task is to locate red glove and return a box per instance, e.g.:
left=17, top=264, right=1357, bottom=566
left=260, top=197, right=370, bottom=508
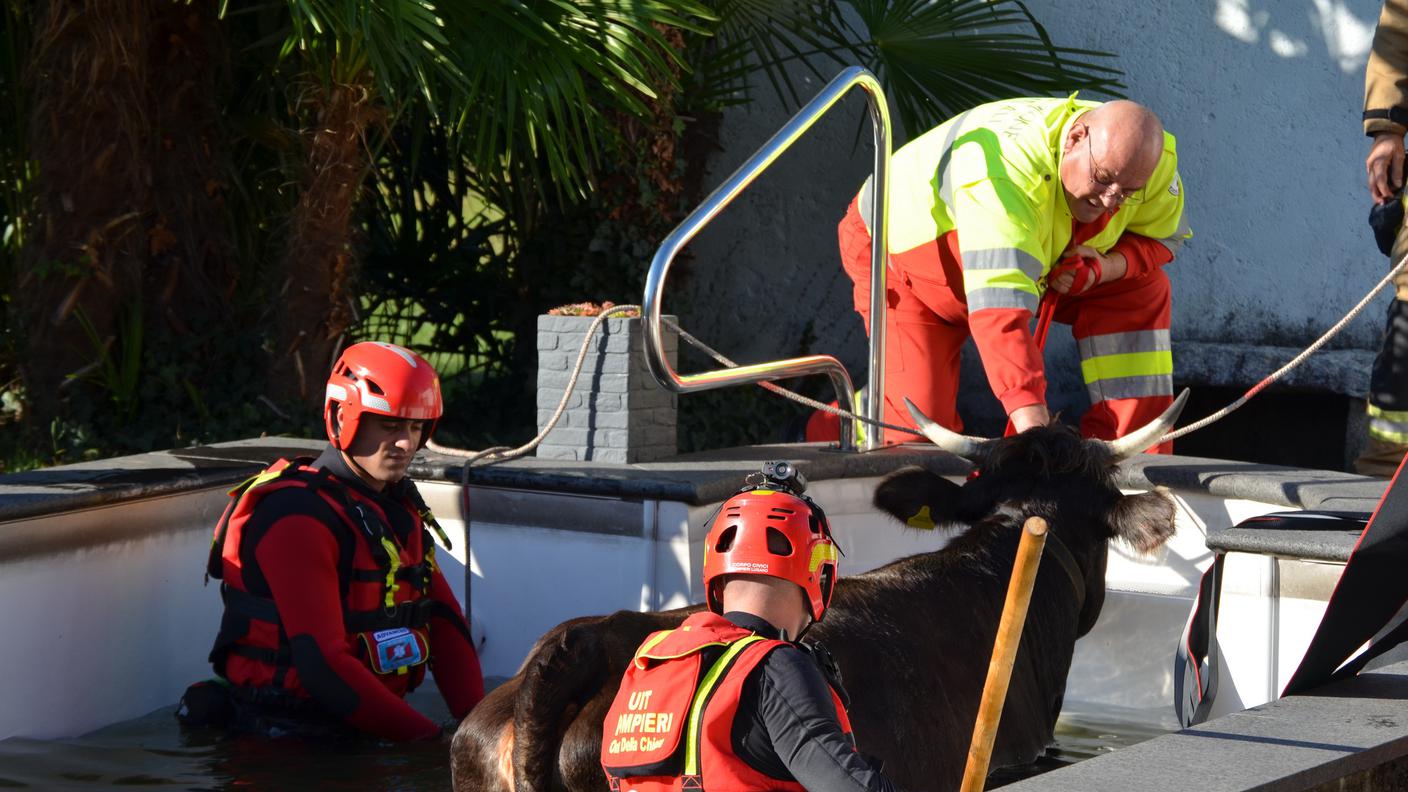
left=1051, top=254, right=1103, bottom=295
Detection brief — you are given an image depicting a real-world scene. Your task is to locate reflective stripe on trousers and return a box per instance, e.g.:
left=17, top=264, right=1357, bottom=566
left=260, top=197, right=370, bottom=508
left=1368, top=403, right=1408, bottom=443
left=1078, top=328, right=1174, bottom=404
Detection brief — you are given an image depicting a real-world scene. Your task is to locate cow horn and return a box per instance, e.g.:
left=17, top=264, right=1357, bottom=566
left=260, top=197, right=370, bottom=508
left=904, top=398, right=994, bottom=461
left=1101, top=389, right=1190, bottom=461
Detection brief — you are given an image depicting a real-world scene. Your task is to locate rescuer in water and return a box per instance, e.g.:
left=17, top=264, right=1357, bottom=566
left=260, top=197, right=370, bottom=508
left=178, top=341, right=484, bottom=740
left=601, top=463, right=905, bottom=791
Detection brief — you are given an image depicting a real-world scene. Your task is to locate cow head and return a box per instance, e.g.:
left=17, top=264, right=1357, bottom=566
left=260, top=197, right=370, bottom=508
left=873, top=393, right=1185, bottom=633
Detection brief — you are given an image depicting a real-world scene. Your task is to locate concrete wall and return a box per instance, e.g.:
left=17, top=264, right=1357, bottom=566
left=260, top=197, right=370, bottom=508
left=673, top=0, right=1386, bottom=429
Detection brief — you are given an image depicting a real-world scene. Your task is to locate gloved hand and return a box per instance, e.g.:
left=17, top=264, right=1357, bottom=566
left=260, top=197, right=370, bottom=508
left=1049, top=253, right=1103, bottom=296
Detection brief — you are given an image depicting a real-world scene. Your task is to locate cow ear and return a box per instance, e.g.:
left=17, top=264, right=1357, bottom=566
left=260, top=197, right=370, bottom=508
left=873, top=466, right=961, bottom=531
left=1107, top=488, right=1177, bottom=554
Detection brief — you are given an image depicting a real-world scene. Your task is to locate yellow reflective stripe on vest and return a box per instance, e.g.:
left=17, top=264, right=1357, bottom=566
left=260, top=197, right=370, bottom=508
left=228, top=467, right=285, bottom=497
left=1368, top=403, right=1408, bottom=443
left=632, top=630, right=676, bottom=668
left=961, top=245, right=1044, bottom=312
left=380, top=537, right=403, bottom=608
left=962, top=260, right=1042, bottom=313
left=683, top=635, right=766, bottom=776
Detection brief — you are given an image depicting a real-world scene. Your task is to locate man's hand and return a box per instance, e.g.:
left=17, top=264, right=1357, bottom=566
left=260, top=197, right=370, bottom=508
left=1368, top=131, right=1406, bottom=205
left=1009, top=404, right=1050, bottom=433
left=1049, top=245, right=1127, bottom=295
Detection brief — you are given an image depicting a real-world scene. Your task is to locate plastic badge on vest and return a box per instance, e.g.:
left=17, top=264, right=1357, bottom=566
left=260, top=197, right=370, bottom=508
left=363, top=627, right=427, bottom=675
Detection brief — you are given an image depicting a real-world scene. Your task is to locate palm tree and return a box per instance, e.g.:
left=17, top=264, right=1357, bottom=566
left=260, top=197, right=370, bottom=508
left=263, top=0, right=714, bottom=404
left=2, top=0, right=1124, bottom=462
left=14, top=0, right=236, bottom=431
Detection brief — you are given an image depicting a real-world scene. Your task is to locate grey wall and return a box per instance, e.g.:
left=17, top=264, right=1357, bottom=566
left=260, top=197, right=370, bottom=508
left=669, top=0, right=1386, bottom=431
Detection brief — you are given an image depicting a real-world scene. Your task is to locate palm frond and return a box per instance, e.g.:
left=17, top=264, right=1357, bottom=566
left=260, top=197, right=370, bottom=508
left=845, top=0, right=1123, bottom=133
left=695, top=0, right=1123, bottom=137
left=452, top=0, right=715, bottom=206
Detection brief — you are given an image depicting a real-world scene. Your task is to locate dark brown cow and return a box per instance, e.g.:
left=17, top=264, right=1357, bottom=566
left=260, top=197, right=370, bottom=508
left=451, top=395, right=1186, bottom=792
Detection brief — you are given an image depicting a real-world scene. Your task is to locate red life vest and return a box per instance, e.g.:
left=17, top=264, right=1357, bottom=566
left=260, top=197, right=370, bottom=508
left=205, top=457, right=451, bottom=694
left=601, top=611, right=853, bottom=792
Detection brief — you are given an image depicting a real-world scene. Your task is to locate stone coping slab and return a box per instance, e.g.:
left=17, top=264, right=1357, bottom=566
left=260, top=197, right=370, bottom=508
left=999, top=659, right=1408, bottom=791
left=0, top=439, right=1389, bottom=566
left=1121, top=453, right=1388, bottom=563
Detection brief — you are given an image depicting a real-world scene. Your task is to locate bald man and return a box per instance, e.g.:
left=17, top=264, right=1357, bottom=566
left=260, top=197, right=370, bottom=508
left=819, top=96, right=1190, bottom=448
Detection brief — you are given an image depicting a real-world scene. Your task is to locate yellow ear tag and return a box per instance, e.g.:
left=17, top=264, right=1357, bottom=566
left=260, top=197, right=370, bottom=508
left=906, top=505, right=937, bottom=531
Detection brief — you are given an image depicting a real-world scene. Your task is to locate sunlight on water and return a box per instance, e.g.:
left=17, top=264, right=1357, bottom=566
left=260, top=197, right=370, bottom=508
left=0, top=692, right=1174, bottom=791
left=988, top=702, right=1179, bottom=788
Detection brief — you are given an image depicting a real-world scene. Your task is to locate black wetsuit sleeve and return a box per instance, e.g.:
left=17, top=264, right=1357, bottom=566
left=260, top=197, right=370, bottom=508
left=756, top=647, right=906, bottom=792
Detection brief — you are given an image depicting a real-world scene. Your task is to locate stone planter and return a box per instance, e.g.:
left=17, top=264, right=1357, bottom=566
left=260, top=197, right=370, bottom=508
left=536, top=314, right=678, bottom=463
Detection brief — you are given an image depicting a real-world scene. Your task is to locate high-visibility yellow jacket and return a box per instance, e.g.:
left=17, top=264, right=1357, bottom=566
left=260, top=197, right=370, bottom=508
left=852, top=95, right=1191, bottom=413
left=1366, top=0, right=1408, bottom=137
left=857, top=95, right=1189, bottom=314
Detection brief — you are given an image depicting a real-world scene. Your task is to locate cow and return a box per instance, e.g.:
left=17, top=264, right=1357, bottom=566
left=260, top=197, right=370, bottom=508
left=450, top=393, right=1188, bottom=792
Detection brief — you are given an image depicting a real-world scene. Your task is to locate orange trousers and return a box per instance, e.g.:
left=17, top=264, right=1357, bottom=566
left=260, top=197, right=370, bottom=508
left=818, top=200, right=1174, bottom=452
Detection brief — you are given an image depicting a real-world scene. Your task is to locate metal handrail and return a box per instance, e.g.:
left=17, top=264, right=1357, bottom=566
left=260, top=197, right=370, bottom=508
left=642, top=66, right=891, bottom=452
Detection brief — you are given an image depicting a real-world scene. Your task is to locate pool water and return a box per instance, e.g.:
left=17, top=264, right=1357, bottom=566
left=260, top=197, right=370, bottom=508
left=0, top=695, right=1175, bottom=790
left=0, top=686, right=457, bottom=792
left=988, top=702, right=1181, bottom=787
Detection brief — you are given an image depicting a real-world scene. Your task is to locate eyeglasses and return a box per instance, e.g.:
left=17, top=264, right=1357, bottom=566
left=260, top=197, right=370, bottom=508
left=1086, top=134, right=1144, bottom=206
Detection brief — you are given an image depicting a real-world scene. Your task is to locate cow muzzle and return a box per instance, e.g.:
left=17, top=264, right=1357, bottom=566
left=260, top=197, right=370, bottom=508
left=904, top=389, right=1190, bottom=463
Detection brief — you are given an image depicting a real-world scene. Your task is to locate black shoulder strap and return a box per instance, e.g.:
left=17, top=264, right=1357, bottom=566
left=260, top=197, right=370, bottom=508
left=398, top=477, right=453, bottom=551
left=797, top=639, right=850, bottom=709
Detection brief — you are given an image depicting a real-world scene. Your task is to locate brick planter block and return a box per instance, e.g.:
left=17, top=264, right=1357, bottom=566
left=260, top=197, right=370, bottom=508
left=536, top=315, right=678, bottom=463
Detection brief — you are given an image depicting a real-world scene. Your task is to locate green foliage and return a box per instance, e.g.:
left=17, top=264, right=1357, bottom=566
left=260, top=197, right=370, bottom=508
left=69, top=305, right=144, bottom=423
left=0, top=0, right=1124, bottom=469
left=696, top=0, right=1123, bottom=135
left=242, top=0, right=467, bottom=101
left=348, top=0, right=1126, bottom=455
left=453, top=0, right=714, bottom=206
left=0, top=0, right=27, bottom=460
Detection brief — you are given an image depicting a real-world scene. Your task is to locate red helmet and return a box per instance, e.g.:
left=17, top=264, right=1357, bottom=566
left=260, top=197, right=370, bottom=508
left=702, top=487, right=839, bottom=622
left=324, top=341, right=442, bottom=450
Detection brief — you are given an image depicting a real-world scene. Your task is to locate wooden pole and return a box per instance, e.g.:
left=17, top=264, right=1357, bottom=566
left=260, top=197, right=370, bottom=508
left=959, top=516, right=1049, bottom=792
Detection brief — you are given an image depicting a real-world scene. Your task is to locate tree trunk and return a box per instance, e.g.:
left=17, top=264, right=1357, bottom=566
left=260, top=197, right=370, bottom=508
left=270, top=72, right=377, bottom=405
left=145, top=0, right=235, bottom=338
left=15, top=0, right=234, bottom=432
left=18, top=0, right=152, bottom=422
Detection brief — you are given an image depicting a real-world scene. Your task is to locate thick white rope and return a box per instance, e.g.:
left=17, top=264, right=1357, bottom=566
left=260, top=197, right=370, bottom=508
left=1156, top=252, right=1408, bottom=445
left=428, top=255, right=1407, bottom=464
left=427, top=306, right=645, bottom=464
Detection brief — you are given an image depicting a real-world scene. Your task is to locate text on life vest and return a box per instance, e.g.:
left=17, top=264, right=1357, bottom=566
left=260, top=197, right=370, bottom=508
left=607, top=689, right=676, bottom=755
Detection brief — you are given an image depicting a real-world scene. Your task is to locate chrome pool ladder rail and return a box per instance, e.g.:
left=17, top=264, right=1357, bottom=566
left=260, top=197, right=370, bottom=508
left=641, top=66, right=892, bottom=452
